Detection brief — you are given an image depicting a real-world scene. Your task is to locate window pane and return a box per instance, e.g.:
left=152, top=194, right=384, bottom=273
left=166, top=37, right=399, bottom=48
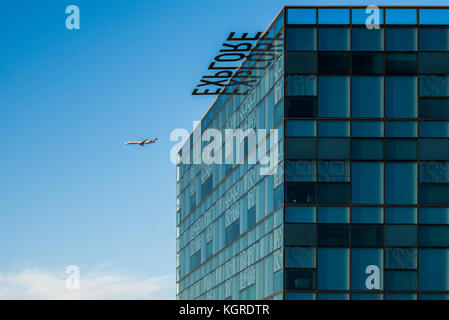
left=318, top=53, right=351, bottom=75
left=286, top=27, right=316, bottom=51
left=386, top=9, right=417, bottom=25
left=351, top=248, right=383, bottom=290
left=286, top=182, right=315, bottom=204
left=386, top=28, right=417, bottom=50
left=284, top=223, right=316, bottom=246
left=419, top=249, right=449, bottom=291
left=419, top=184, right=449, bottom=205
left=352, top=8, right=384, bottom=25
left=286, top=160, right=316, bottom=182
left=420, top=121, right=449, bottom=138
left=352, top=225, right=384, bottom=247
left=352, top=53, right=384, bottom=75
left=317, top=160, right=350, bottom=182
left=352, top=162, right=384, bottom=204
left=286, top=120, right=316, bottom=137
left=318, top=28, right=349, bottom=51
left=419, top=9, right=449, bottom=25
left=420, top=226, right=449, bottom=247
left=352, top=139, right=384, bottom=160
left=318, top=76, right=350, bottom=117
left=285, top=138, right=316, bottom=159
left=317, top=138, right=350, bottom=160
left=419, top=207, right=449, bottom=224
left=286, top=206, right=316, bottom=223
left=420, top=139, right=449, bottom=160
left=352, top=207, right=384, bottom=224
left=317, top=183, right=351, bottom=204
left=352, top=121, right=383, bottom=137
left=420, top=99, right=449, bottom=118
left=287, top=8, right=316, bottom=24
left=385, top=139, right=417, bottom=160
left=386, top=162, right=417, bottom=204
left=385, top=207, right=417, bottom=224
left=385, top=225, right=417, bottom=247
left=386, top=121, right=417, bottom=137
left=419, top=76, right=449, bottom=97
left=386, top=76, right=417, bottom=118
left=318, top=248, right=349, bottom=290
left=286, top=97, right=317, bottom=118
left=286, top=52, right=316, bottom=73
left=285, top=247, right=316, bottom=268
left=352, top=76, right=384, bottom=118
left=286, top=75, right=317, bottom=96
left=385, top=270, right=417, bottom=291
left=285, top=269, right=315, bottom=290
left=318, top=9, right=350, bottom=24
left=386, top=53, right=417, bottom=75
left=419, top=28, right=449, bottom=51
left=318, top=120, right=350, bottom=137
left=352, top=28, right=384, bottom=51
left=420, top=53, right=449, bottom=74
left=318, top=207, right=350, bottom=223
left=385, top=247, right=417, bottom=269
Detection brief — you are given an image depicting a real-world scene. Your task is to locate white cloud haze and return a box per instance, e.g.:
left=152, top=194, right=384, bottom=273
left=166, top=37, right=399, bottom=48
left=0, top=267, right=175, bottom=300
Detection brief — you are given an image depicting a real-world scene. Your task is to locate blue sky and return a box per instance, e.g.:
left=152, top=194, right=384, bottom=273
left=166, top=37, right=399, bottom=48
left=0, top=0, right=447, bottom=299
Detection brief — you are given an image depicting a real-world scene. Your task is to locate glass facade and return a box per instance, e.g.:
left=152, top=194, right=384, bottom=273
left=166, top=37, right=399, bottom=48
left=177, top=6, right=449, bottom=300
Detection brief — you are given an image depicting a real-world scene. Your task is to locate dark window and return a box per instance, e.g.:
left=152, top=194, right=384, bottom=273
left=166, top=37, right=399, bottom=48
left=190, top=250, right=201, bottom=272
left=286, top=97, right=317, bottom=118
left=419, top=184, right=449, bottom=205
left=318, top=138, right=350, bottom=160
left=385, top=270, right=417, bottom=291
left=420, top=53, right=449, bottom=75
left=352, top=225, right=384, bottom=247
left=285, top=269, right=316, bottom=290
left=201, top=175, right=213, bottom=199
left=318, top=52, right=351, bottom=75
left=286, top=183, right=316, bottom=204
left=286, top=52, right=317, bottom=73
left=190, top=193, right=196, bottom=212
left=225, top=220, right=240, bottom=246
left=352, top=53, right=384, bottom=75
left=317, top=183, right=351, bottom=204
left=420, top=225, right=449, bottom=247
left=286, top=27, right=316, bottom=51
left=274, top=185, right=283, bottom=208
left=420, top=99, right=449, bottom=118
left=284, top=224, right=317, bottom=246
left=247, top=207, right=256, bottom=229
left=419, top=28, right=449, bottom=51
left=206, top=241, right=213, bottom=260
left=317, top=223, right=350, bottom=246
left=385, top=225, right=417, bottom=247
left=285, top=138, right=316, bottom=160
left=385, top=139, right=417, bottom=160
left=419, top=139, right=449, bottom=160
left=352, top=139, right=384, bottom=160
left=386, top=53, right=417, bottom=75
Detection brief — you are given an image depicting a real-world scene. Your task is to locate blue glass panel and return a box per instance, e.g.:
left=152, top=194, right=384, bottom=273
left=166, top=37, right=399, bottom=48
left=385, top=247, right=417, bottom=269
left=318, top=248, right=350, bottom=290
left=419, top=249, right=449, bottom=291
left=352, top=8, right=384, bottom=25
left=317, top=160, right=350, bottom=182
left=287, top=8, right=316, bottom=24
left=285, top=206, right=316, bottom=223
left=285, top=247, right=316, bottom=268
left=386, top=162, right=417, bottom=205
left=352, top=162, right=384, bottom=204
left=385, top=225, right=417, bottom=246
left=419, top=207, right=449, bottom=224
left=286, top=120, right=316, bottom=137
left=352, top=207, right=384, bottom=224
left=420, top=226, right=449, bottom=246
left=419, top=29, right=449, bottom=51
left=285, top=160, right=316, bottom=182
left=386, top=121, right=417, bottom=137
left=420, top=139, right=449, bottom=160
left=386, top=28, right=417, bottom=50
left=352, top=28, right=384, bottom=51
left=385, top=294, right=417, bottom=300
left=420, top=184, right=449, bottom=205
left=385, top=207, right=417, bottom=224
left=285, top=292, right=316, bottom=300
left=386, top=76, right=417, bottom=118
left=317, top=293, right=349, bottom=300
left=419, top=9, right=449, bottom=25
left=318, top=120, right=350, bottom=137
left=420, top=121, right=449, bottom=138
left=385, top=270, right=417, bottom=291
left=351, top=293, right=383, bottom=300
left=318, top=9, right=350, bottom=24
left=286, top=75, right=317, bottom=96
left=419, top=294, right=449, bottom=300
left=318, top=76, right=350, bottom=117
left=352, top=76, right=384, bottom=118
left=319, top=28, right=350, bottom=51
left=318, top=206, right=350, bottom=223
left=317, top=139, right=350, bottom=160
left=286, top=28, right=316, bottom=51
left=352, top=121, right=383, bottom=137
left=351, top=248, right=383, bottom=290
left=386, top=9, right=417, bottom=25
left=419, top=76, right=449, bottom=97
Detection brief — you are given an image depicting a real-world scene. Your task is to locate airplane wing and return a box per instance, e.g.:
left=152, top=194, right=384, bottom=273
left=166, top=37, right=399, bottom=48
left=125, top=141, right=142, bottom=145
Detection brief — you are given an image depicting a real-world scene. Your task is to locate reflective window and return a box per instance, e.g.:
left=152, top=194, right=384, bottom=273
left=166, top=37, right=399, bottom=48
left=286, top=182, right=315, bottom=204
left=286, top=52, right=316, bottom=73
left=286, top=120, right=316, bottom=137
left=285, top=269, right=315, bottom=290
left=318, top=207, right=350, bottom=223
left=351, top=248, right=383, bottom=290
left=352, top=207, right=384, bottom=224
left=385, top=270, right=417, bottom=291
left=287, top=8, right=316, bottom=24
left=419, top=249, right=449, bottom=291
left=419, top=121, right=449, bottom=138
left=318, top=248, right=350, bottom=290
left=386, top=28, right=417, bottom=50
left=284, top=223, right=316, bottom=246
left=386, top=121, right=417, bottom=137
left=318, top=53, right=351, bottom=75
left=419, top=184, right=449, bottom=205
left=352, top=225, right=384, bottom=247
left=286, top=206, right=316, bottom=223
left=318, top=9, right=350, bottom=24
left=318, top=28, right=350, bottom=51
left=352, top=121, right=383, bottom=137
left=386, top=162, right=417, bottom=204
left=318, top=224, right=350, bottom=246
left=385, top=225, right=417, bottom=247
left=286, top=75, right=317, bottom=96
left=352, top=28, right=384, bottom=51
left=385, top=207, right=417, bottom=224
left=352, top=76, right=384, bottom=118
left=353, top=53, right=384, bottom=75
left=352, top=139, right=384, bottom=160
left=317, top=183, right=351, bottom=204
left=285, top=97, right=317, bottom=118
left=419, top=9, right=449, bottom=25
left=420, top=139, right=449, bottom=160
left=386, top=53, right=417, bottom=75
left=385, top=139, right=417, bottom=160
left=419, top=99, right=449, bottom=118
left=285, top=138, right=316, bottom=159
left=285, top=247, right=316, bottom=268
left=286, top=27, right=316, bottom=51
left=386, top=76, right=417, bottom=118
left=318, top=120, right=350, bottom=137
left=419, top=28, right=449, bottom=51
left=317, top=138, right=350, bottom=159
left=420, top=53, right=449, bottom=74
left=385, top=9, right=417, bottom=25
left=318, top=76, right=350, bottom=117
left=352, top=162, right=384, bottom=204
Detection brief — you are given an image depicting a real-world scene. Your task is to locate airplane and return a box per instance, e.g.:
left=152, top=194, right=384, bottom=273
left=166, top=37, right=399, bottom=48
left=124, top=137, right=158, bottom=147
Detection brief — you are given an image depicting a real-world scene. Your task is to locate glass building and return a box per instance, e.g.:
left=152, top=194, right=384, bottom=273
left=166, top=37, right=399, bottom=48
left=176, top=6, right=449, bottom=300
